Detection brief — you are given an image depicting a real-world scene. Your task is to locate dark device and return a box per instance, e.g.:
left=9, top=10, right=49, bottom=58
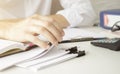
left=91, top=38, right=120, bottom=51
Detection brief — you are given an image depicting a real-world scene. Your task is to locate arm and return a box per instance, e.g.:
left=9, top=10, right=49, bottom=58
left=57, top=0, right=97, bottom=27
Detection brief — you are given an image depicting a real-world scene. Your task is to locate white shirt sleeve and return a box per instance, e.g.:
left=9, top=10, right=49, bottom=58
left=57, top=0, right=97, bottom=27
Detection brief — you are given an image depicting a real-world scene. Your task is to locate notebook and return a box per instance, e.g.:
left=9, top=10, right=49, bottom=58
left=0, top=39, right=34, bottom=57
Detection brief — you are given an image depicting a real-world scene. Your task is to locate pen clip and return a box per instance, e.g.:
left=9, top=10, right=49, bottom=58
left=77, top=50, right=85, bottom=57
left=66, top=46, right=78, bottom=54
left=65, top=46, right=85, bottom=57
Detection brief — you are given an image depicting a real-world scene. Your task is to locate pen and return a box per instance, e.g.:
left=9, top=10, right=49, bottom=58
left=59, top=37, right=108, bottom=44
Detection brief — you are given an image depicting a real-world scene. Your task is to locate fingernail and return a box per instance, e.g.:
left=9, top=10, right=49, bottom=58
left=28, top=43, right=34, bottom=47
left=61, top=31, right=65, bottom=36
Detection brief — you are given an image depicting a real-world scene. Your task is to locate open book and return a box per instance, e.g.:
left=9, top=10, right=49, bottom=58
left=0, top=42, right=54, bottom=71
left=0, top=39, right=38, bottom=57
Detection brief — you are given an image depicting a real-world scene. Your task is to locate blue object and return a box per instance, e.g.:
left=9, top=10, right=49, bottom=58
left=100, top=9, right=120, bottom=30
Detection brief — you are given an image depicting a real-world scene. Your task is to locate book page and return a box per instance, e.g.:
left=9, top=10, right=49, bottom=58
left=0, top=45, right=54, bottom=71
left=0, top=39, right=24, bottom=54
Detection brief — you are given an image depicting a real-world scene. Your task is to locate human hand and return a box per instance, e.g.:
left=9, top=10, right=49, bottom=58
left=0, top=14, right=69, bottom=49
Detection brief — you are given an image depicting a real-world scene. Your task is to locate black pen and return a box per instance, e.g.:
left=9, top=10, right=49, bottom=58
left=59, top=37, right=108, bottom=44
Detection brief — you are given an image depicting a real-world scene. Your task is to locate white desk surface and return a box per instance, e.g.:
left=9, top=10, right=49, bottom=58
left=1, top=27, right=120, bottom=74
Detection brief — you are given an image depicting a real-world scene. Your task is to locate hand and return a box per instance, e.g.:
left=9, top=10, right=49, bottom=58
left=0, top=14, right=69, bottom=49
left=48, top=14, right=69, bottom=28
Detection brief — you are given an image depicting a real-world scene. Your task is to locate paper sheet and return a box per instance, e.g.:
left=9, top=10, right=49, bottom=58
left=29, top=54, right=77, bottom=72
left=63, top=28, right=106, bottom=40
left=0, top=45, right=54, bottom=71
left=16, top=47, right=69, bottom=68
left=16, top=46, right=78, bottom=72
left=0, top=40, right=24, bottom=54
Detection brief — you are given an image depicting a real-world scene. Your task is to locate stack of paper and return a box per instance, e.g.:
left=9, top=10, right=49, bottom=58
left=16, top=46, right=85, bottom=72
left=16, top=46, right=71, bottom=71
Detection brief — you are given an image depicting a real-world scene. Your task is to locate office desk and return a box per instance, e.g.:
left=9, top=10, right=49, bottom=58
left=1, top=27, right=120, bottom=74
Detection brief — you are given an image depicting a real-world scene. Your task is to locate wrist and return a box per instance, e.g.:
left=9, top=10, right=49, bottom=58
left=0, top=19, right=22, bottom=39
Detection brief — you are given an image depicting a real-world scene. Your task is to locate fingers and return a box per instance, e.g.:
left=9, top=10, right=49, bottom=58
left=42, top=21, right=63, bottom=42
left=28, top=25, right=58, bottom=45
left=51, top=21, right=65, bottom=36
left=24, top=15, right=65, bottom=49
left=26, top=34, right=50, bottom=49
left=31, top=19, right=63, bottom=42
left=41, top=17, right=65, bottom=36
left=32, top=15, right=65, bottom=36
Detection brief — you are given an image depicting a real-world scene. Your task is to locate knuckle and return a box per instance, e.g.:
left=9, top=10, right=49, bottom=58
left=44, top=22, right=52, bottom=27
left=39, top=27, right=46, bottom=32
left=52, top=39, right=57, bottom=43
left=41, top=43, right=48, bottom=48
left=48, top=18, right=55, bottom=22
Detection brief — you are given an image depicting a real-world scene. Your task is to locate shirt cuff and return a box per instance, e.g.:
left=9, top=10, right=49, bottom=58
left=57, top=9, right=83, bottom=27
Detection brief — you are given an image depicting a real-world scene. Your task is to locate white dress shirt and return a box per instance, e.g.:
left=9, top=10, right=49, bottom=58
left=0, top=0, right=120, bottom=27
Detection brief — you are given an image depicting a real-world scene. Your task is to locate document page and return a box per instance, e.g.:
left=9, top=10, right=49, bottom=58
left=0, top=45, right=54, bottom=71
left=16, top=46, right=69, bottom=68
left=63, top=28, right=106, bottom=40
